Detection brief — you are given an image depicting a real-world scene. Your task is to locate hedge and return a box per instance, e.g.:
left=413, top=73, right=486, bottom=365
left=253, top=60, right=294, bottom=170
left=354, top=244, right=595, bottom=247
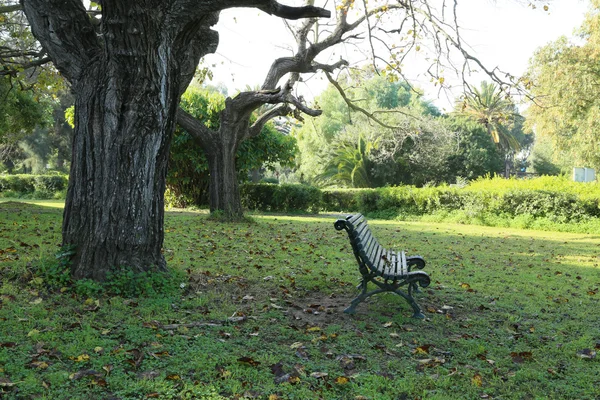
left=321, top=177, right=600, bottom=222
left=0, top=174, right=68, bottom=199
left=241, top=183, right=321, bottom=213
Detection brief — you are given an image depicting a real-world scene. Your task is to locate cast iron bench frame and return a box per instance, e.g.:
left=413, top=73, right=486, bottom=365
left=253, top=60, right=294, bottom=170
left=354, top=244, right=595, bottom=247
left=334, top=214, right=430, bottom=318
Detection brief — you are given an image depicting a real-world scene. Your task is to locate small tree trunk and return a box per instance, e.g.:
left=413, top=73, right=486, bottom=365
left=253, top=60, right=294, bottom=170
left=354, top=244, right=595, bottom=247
left=504, top=154, right=512, bottom=179
left=206, top=133, right=244, bottom=220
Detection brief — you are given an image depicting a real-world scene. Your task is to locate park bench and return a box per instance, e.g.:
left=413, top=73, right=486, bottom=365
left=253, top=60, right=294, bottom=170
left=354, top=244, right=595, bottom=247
left=334, top=214, right=430, bottom=318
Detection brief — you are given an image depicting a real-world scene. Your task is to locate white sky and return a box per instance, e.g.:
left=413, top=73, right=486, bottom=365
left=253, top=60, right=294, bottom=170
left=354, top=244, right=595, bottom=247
left=204, top=0, right=591, bottom=111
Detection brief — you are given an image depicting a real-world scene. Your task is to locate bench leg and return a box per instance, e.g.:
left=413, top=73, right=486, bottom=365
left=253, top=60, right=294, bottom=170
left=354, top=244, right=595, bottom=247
left=344, top=288, right=387, bottom=314
left=393, top=289, right=425, bottom=319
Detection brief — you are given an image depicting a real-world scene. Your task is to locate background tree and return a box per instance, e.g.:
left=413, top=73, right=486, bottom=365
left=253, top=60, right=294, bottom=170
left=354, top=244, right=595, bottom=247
left=456, top=81, right=530, bottom=178
left=526, top=0, right=600, bottom=170
left=168, top=87, right=297, bottom=207
left=175, top=0, right=399, bottom=219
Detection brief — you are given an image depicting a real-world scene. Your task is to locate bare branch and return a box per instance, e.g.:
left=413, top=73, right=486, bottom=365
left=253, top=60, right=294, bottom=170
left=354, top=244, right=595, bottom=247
left=324, top=71, right=413, bottom=130
left=0, top=56, right=51, bottom=76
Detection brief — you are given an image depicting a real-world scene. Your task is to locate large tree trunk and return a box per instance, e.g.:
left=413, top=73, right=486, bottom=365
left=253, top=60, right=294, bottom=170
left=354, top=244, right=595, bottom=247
left=63, top=61, right=176, bottom=280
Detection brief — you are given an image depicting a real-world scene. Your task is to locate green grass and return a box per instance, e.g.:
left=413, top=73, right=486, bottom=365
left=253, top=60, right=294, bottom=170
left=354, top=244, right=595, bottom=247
left=1, top=201, right=599, bottom=399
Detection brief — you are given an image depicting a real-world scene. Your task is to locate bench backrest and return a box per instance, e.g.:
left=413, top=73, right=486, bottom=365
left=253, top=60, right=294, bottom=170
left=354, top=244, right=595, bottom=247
left=334, top=214, right=408, bottom=278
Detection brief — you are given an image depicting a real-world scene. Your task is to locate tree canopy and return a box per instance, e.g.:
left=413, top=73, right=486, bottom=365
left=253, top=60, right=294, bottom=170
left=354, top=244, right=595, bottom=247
left=526, top=0, right=600, bottom=170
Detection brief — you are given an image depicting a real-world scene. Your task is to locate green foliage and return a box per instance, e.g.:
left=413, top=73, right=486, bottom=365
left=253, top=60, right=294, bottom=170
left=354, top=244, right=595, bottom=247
left=0, top=174, right=68, bottom=198
left=296, top=73, right=507, bottom=188
left=34, top=245, right=181, bottom=298
left=444, top=116, right=505, bottom=179
left=316, top=133, right=376, bottom=188
left=241, top=183, right=321, bottom=213
left=0, top=76, right=52, bottom=144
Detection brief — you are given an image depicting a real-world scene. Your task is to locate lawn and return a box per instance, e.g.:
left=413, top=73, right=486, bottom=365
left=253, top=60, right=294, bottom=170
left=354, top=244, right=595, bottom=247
left=0, top=201, right=599, bottom=399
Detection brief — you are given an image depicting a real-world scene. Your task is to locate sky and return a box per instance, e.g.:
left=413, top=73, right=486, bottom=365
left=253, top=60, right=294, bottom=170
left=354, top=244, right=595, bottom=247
left=204, top=0, right=591, bottom=111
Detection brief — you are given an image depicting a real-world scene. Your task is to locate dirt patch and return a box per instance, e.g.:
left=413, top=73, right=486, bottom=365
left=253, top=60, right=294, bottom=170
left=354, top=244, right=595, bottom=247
left=284, top=292, right=374, bottom=328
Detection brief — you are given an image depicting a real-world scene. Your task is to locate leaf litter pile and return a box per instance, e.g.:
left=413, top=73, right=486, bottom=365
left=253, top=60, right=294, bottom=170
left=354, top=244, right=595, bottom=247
left=0, top=202, right=599, bottom=399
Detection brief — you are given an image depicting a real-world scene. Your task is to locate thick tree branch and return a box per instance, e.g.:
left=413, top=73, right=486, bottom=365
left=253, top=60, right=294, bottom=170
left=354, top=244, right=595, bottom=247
left=20, top=0, right=100, bottom=83
left=176, top=107, right=216, bottom=149
left=259, top=3, right=330, bottom=19
left=261, top=3, right=404, bottom=90
left=0, top=56, right=51, bottom=76
left=248, top=104, right=292, bottom=137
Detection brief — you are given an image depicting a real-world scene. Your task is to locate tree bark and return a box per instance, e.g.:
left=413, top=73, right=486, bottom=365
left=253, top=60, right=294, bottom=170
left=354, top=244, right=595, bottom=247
left=206, top=135, right=244, bottom=219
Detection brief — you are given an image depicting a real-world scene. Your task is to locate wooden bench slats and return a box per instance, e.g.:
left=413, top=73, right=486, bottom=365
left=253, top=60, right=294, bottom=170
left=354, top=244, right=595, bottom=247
left=347, top=214, right=364, bottom=226
left=358, top=230, right=373, bottom=254
left=400, top=251, right=408, bottom=275
left=384, top=249, right=392, bottom=276
left=353, top=221, right=370, bottom=242
left=372, top=246, right=384, bottom=273
left=366, top=237, right=380, bottom=263
left=390, top=252, right=398, bottom=279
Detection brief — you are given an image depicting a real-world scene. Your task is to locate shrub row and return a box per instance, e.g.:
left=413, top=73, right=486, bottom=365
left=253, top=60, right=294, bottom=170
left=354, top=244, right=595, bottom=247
left=240, top=179, right=600, bottom=221
left=351, top=186, right=599, bottom=222
left=241, top=183, right=321, bottom=214
left=0, top=174, right=68, bottom=199
left=5, top=175, right=599, bottom=222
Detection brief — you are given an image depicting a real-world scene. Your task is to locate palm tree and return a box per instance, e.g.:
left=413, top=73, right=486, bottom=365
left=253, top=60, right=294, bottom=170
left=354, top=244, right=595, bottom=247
left=316, top=133, right=376, bottom=188
left=457, top=82, right=521, bottom=177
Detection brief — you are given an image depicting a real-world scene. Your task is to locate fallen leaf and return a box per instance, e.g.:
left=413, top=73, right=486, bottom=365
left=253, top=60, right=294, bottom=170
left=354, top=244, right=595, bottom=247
left=29, top=361, right=49, bottom=369
left=577, top=349, right=597, bottom=359
left=70, top=354, right=90, bottom=362
left=310, top=372, right=328, bottom=378
left=70, top=369, right=102, bottom=380
left=137, top=370, right=160, bottom=380
left=238, top=356, right=260, bottom=367
left=334, top=376, right=349, bottom=384
left=471, top=373, right=483, bottom=387
left=0, top=377, right=16, bottom=388
left=510, top=351, right=533, bottom=363
left=383, top=322, right=393, bottom=328
left=166, top=374, right=181, bottom=380
left=413, top=344, right=431, bottom=355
